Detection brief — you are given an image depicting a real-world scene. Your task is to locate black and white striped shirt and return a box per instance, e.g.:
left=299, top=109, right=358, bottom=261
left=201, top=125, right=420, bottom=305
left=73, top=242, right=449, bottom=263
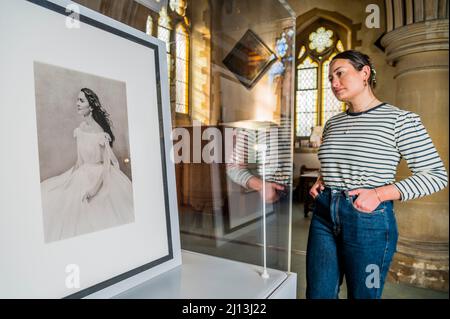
left=318, top=103, right=448, bottom=201
left=226, top=117, right=293, bottom=188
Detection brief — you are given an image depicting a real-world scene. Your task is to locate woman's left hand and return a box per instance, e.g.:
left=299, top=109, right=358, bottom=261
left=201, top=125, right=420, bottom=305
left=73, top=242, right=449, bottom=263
left=348, top=188, right=381, bottom=213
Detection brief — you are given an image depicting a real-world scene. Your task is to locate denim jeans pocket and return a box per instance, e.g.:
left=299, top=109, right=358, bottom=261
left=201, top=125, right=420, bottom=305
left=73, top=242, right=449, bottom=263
left=350, top=196, right=385, bottom=217
left=353, top=205, right=384, bottom=217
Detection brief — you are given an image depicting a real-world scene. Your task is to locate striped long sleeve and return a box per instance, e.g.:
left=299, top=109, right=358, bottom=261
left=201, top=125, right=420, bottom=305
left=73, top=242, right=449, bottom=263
left=318, top=103, right=447, bottom=201
left=393, top=112, right=448, bottom=201
left=226, top=118, right=293, bottom=188
left=226, top=129, right=255, bottom=188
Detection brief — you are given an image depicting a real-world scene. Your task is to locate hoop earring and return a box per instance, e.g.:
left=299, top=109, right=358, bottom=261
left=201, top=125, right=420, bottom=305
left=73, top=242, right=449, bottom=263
left=364, top=80, right=368, bottom=87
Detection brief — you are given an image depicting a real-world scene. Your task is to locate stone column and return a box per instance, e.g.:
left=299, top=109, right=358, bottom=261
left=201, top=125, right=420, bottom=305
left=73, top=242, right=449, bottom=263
left=381, top=2, right=449, bottom=290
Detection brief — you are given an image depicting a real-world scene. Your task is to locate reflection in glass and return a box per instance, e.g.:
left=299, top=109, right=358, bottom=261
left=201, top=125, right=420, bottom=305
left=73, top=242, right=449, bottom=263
left=172, top=0, right=295, bottom=275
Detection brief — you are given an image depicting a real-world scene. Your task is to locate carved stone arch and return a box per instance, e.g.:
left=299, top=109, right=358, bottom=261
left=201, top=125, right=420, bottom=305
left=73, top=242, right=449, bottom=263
left=295, top=8, right=362, bottom=58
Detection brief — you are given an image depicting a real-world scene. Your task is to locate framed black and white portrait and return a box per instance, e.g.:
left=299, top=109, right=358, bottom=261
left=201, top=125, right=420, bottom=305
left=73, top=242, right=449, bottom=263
left=34, top=62, right=136, bottom=243
left=0, top=0, right=180, bottom=298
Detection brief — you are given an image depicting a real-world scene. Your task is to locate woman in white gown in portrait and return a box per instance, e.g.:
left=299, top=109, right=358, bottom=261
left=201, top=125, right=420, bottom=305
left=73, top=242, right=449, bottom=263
left=41, top=88, right=134, bottom=243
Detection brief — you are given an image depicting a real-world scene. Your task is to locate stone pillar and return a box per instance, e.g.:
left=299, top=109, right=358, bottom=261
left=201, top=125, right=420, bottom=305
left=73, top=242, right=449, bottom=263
left=381, top=12, right=449, bottom=290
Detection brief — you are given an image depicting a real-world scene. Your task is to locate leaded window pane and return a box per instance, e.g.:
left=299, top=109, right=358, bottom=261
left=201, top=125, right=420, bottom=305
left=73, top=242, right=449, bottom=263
left=296, top=112, right=316, bottom=137
left=297, top=68, right=317, bottom=90
left=175, top=24, right=189, bottom=114
left=158, top=26, right=171, bottom=53
left=296, top=57, right=318, bottom=137
left=296, top=90, right=317, bottom=113
left=322, top=55, right=345, bottom=124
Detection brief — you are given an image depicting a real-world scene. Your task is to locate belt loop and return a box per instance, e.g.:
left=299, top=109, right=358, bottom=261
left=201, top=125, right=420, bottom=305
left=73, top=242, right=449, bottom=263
left=344, top=190, right=352, bottom=202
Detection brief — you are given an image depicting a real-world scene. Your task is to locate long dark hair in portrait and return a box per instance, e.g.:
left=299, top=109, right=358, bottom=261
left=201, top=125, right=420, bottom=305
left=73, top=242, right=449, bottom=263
left=331, top=50, right=377, bottom=89
left=81, top=87, right=115, bottom=147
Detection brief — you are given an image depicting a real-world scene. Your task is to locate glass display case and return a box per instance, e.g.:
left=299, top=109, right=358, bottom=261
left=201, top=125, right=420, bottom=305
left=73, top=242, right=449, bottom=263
left=171, top=0, right=297, bottom=273
left=76, top=0, right=296, bottom=273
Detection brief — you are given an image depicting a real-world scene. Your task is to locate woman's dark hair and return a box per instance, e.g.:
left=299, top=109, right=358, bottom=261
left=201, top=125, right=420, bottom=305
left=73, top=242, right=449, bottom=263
left=331, top=50, right=377, bottom=89
left=80, top=88, right=115, bottom=147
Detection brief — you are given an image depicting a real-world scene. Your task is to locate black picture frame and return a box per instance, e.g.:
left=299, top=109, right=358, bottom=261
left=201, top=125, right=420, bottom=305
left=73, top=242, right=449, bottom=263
left=1, top=0, right=179, bottom=299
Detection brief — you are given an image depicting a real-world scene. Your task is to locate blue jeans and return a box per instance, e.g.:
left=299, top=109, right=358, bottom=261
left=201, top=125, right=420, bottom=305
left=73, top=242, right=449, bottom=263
left=306, top=187, right=398, bottom=299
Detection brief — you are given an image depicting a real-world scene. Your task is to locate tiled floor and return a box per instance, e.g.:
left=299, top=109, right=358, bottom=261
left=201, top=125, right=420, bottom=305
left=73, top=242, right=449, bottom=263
left=180, top=202, right=448, bottom=299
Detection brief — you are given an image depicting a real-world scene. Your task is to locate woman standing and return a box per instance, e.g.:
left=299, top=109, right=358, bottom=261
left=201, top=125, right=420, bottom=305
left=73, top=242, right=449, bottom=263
left=41, top=88, right=134, bottom=243
left=306, top=50, right=447, bottom=298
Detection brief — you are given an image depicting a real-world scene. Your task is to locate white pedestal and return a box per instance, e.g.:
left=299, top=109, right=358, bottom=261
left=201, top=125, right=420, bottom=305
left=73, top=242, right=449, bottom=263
left=113, top=250, right=297, bottom=299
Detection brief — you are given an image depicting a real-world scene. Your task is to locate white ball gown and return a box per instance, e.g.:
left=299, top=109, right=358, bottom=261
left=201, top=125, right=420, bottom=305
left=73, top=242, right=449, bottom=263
left=41, top=127, right=135, bottom=243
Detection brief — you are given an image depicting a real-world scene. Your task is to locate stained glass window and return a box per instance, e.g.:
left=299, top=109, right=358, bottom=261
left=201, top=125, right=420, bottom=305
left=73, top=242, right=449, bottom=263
left=175, top=24, right=189, bottom=114
left=322, top=53, right=345, bottom=124
left=296, top=26, right=346, bottom=138
left=158, top=6, right=172, bottom=81
left=156, top=4, right=190, bottom=115
left=298, top=45, right=306, bottom=59
left=158, top=7, right=172, bottom=51
left=309, top=27, right=333, bottom=53
left=296, top=57, right=318, bottom=137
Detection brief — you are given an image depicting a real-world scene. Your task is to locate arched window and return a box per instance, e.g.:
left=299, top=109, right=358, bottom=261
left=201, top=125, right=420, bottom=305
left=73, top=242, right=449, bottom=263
left=175, top=23, right=189, bottom=114
left=157, top=6, right=172, bottom=81
left=152, top=3, right=190, bottom=115
left=295, top=25, right=346, bottom=138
